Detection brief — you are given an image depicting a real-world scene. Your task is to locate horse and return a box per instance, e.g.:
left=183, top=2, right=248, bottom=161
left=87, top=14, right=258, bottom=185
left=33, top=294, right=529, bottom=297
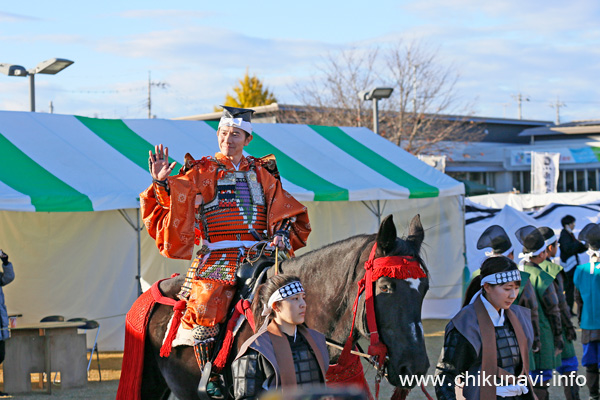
left=133, top=214, right=430, bottom=399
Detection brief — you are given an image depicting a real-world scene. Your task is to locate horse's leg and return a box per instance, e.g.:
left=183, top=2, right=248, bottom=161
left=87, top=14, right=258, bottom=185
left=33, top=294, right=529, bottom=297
left=146, top=300, right=203, bottom=400
left=141, top=335, right=171, bottom=400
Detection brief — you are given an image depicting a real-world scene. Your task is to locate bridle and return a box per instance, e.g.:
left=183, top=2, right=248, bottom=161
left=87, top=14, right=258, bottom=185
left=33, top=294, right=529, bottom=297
left=329, top=241, right=430, bottom=399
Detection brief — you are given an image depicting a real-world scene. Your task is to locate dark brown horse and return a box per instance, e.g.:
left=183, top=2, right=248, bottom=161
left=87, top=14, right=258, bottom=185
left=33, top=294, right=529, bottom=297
left=136, top=214, right=430, bottom=399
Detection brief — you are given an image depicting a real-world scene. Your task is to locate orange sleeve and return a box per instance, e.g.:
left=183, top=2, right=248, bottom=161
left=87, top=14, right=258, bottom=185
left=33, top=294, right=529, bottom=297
left=258, top=165, right=311, bottom=251
left=140, top=162, right=217, bottom=260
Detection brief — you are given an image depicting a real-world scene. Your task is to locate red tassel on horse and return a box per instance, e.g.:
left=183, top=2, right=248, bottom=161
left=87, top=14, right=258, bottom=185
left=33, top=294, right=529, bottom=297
left=159, top=299, right=186, bottom=358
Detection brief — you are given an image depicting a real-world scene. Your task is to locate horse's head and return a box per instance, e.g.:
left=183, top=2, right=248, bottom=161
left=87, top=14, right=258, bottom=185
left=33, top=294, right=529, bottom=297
left=371, top=214, right=430, bottom=388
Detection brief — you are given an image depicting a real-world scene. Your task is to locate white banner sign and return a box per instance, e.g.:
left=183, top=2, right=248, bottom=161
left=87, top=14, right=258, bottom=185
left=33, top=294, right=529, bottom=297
left=531, top=152, right=560, bottom=194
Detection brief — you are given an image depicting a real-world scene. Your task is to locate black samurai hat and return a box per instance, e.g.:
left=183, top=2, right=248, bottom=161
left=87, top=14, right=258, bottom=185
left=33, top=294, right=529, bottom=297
left=579, top=223, right=600, bottom=251
left=218, top=106, right=255, bottom=134
left=515, top=225, right=545, bottom=254
left=538, top=226, right=558, bottom=247
left=477, top=225, right=512, bottom=255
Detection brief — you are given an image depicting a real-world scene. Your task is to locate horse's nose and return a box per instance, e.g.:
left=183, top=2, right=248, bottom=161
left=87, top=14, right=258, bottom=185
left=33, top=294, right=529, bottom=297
left=395, top=357, right=430, bottom=378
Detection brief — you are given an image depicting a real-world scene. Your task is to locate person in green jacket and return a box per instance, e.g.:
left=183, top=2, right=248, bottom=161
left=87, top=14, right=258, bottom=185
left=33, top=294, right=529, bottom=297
left=515, top=225, right=564, bottom=400
left=538, top=226, right=579, bottom=400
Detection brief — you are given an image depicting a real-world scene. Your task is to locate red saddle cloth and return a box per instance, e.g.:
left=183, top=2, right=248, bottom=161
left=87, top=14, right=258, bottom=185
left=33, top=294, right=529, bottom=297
left=116, top=287, right=156, bottom=400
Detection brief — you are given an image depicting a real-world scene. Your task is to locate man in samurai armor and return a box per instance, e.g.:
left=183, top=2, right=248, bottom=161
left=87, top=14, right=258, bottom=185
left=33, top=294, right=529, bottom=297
left=141, top=105, right=311, bottom=358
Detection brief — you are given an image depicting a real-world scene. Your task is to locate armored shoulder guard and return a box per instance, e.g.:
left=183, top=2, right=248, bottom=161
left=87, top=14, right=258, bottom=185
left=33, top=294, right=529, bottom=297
left=252, top=154, right=281, bottom=181
left=178, top=154, right=213, bottom=175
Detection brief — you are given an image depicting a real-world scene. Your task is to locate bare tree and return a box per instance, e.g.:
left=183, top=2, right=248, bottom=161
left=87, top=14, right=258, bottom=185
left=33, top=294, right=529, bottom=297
left=290, top=41, right=483, bottom=155
left=289, top=48, right=378, bottom=127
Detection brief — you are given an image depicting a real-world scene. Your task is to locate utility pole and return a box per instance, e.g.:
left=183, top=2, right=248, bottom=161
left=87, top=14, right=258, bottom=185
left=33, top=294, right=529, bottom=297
left=511, top=93, right=530, bottom=119
left=147, top=71, right=168, bottom=119
left=147, top=71, right=152, bottom=119
left=549, top=96, right=566, bottom=125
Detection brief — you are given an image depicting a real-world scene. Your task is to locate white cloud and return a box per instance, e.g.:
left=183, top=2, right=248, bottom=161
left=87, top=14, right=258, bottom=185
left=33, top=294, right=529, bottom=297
left=0, top=11, right=40, bottom=22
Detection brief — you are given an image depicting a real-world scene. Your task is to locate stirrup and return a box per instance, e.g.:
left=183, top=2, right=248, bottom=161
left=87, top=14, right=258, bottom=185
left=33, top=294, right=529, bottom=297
left=197, top=361, right=213, bottom=400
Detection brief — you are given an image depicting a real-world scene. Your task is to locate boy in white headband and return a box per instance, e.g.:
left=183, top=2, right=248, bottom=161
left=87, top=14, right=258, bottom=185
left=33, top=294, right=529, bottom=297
left=516, top=225, right=563, bottom=400
left=232, top=274, right=328, bottom=399
left=436, top=256, right=535, bottom=399
left=474, top=225, right=541, bottom=354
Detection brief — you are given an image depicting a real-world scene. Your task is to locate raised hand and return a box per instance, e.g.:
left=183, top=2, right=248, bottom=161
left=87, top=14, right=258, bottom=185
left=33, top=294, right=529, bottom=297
left=149, top=144, right=177, bottom=181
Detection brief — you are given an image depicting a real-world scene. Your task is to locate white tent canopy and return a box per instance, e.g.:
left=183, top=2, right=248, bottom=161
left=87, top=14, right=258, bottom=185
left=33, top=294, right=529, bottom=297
left=0, top=111, right=465, bottom=350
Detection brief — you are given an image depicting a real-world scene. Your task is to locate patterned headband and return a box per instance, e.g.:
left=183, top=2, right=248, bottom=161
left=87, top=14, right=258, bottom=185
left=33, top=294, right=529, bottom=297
left=262, top=281, right=305, bottom=316
left=480, top=269, right=521, bottom=286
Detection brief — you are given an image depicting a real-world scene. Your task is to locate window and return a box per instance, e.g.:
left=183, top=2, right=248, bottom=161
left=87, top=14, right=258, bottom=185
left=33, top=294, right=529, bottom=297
left=566, top=170, right=575, bottom=192
left=576, top=170, right=585, bottom=191
left=512, top=171, right=522, bottom=193
left=522, top=171, right=531, bottom=193
left=447, top=171, right=467, bottom=181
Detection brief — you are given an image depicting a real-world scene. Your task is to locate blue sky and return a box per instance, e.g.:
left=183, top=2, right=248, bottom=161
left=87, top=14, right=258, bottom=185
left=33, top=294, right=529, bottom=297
left=1, top=0, right=599, bottom=123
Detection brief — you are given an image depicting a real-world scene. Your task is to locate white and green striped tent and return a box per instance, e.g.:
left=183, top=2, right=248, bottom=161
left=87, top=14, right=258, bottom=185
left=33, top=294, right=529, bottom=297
left=0, top=111, right=465, bottom=350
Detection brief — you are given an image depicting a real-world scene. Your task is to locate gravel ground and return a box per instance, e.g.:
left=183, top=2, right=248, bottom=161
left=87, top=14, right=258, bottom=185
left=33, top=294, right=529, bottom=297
left=1, top=320, right=591, bottom=399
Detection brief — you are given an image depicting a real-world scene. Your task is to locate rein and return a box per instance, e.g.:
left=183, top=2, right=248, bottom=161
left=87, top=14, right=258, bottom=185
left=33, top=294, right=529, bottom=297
left=339, top=242, right=428, bottom=400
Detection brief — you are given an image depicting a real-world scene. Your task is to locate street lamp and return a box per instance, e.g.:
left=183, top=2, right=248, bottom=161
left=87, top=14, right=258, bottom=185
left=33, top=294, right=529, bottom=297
left=359, top=87, right=394, bottom=135
left=0, top=58, right=74, bottom=112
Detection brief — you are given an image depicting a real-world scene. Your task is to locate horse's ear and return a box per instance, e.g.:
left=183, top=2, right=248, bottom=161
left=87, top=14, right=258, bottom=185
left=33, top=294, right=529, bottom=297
left=407, top=214, right=424, bottom=252
left=376, top=214, right=397, bottom=254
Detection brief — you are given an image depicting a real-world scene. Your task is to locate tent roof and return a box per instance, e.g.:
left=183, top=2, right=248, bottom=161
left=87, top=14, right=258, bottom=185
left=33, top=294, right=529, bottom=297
left=0, top=111, right=464, bottom=212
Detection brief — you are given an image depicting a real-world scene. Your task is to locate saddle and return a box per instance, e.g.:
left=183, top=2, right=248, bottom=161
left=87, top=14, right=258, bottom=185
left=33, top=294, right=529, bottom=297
left=235, top=242, right=278, bottom=298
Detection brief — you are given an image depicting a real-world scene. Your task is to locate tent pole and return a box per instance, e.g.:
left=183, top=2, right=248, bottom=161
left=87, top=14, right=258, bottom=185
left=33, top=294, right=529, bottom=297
left=460, top=194, right=469, bottom=298
left=361, top=200, right=386, bottom=228
left=118, top=209, right=143, bottom=297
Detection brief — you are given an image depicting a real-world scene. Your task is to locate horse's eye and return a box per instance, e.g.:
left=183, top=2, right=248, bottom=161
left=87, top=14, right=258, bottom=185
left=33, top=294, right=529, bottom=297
left=379, top=286, right=389, bottom=293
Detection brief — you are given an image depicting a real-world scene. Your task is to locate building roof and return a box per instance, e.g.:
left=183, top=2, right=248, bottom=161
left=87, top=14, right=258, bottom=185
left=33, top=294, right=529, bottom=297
left=519, top=120, right=600, bottom=138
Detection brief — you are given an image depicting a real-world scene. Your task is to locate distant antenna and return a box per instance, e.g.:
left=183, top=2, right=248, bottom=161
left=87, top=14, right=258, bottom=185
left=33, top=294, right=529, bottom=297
left=549, top=96, right=566, bottom=125
left=511, top=93, right=530, bottom=119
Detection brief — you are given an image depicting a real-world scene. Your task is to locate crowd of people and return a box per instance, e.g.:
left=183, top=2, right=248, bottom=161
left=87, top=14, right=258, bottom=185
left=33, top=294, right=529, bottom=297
left=435, top=215, right=600, bottom=400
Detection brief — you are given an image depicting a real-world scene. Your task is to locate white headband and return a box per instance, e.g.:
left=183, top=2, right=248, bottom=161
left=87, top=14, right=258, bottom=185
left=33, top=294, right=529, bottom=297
left=485, top=245, right=514, bottom=258
left=218, top=117, right=252, bottom=135
left=261, top=281, right=305, bottom=317
left=543, top=235, right=557, bottom=249
left=518, top=245, right=546, bottom=262
left=480, top=269, right=521, bottom=286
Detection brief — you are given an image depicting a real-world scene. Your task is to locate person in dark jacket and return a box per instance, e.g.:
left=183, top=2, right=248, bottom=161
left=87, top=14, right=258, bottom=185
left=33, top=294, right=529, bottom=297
left=558, top=215, right=587, bottom=314
left=232, top=274, right=328, bottom=400
left=0, top=249, right=15, bottom=397
left=435, top=256, right=534, bottom=400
